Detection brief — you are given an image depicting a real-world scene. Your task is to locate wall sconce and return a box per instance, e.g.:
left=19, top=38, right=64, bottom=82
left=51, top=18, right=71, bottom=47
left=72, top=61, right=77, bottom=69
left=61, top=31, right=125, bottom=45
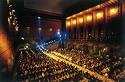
left=96, top=12, right=104, bottom=19
left=86, top=15, right=92, bottom=22
left=78, top=17, right=83, bottom=24
left=72, top=19, right=76, bottom=26
left=109, top=7, right=118, bottom=16
left=66, top=21, right=71, bottom=27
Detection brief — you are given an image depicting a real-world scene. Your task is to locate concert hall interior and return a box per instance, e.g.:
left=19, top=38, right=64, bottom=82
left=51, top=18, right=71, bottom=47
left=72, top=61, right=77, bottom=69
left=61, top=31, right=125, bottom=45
left=0, top=0, right=125, bottom=82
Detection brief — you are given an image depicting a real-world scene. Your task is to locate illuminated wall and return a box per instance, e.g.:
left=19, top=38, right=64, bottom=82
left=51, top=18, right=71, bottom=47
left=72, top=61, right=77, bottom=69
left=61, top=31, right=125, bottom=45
left=0, top=28, right=13, bottom=67
left=0, top=0, right=14, bottom=71
left=66, top=0, right=124, bottom=40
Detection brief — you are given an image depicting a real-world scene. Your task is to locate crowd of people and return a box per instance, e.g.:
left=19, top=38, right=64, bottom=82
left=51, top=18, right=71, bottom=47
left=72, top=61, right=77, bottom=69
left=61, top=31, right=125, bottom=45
left=53, top=49, right=102, bottom=71
left=15, top=49, right=101, bottom=82
left=14, top=40, right=125, bottom=82
left=51, top=40, right=125, bottom=81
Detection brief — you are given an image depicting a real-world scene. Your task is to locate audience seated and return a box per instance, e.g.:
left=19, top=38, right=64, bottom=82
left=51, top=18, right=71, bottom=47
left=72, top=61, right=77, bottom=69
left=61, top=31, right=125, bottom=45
left=15, top=49, right=89, bottom=82
left=15, top=40, right=125, bottom=81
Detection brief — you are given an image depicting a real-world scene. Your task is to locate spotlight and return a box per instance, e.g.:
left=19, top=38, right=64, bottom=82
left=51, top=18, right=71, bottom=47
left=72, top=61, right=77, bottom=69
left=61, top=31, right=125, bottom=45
left=9, top=16, right=12, bottom=19
left=21, top=37, right=24, bottom=40
left=25, top=45, right=28, bottom=49
left=37, top=17, right=41, bottom=19
left=57, top=31, right=60, bottom=35
left=13, top=22, right=15, bottom=25
left=49, top=28, right=53, bottom=32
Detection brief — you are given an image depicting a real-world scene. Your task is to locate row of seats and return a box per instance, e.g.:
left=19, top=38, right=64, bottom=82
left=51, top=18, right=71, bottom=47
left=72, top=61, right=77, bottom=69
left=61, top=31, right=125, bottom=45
left=15, top=49, right=95, bottom=82
left=54, top=48, right=124, bottom=80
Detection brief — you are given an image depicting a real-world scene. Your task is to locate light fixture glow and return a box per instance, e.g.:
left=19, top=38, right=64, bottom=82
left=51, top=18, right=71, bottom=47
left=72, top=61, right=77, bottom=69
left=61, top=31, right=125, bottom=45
left=72, top=19, right=76, bottom=25
left=37, top=17, right=41, bottom=19
left=38, top=28, right=42, bottom=31
left=15, top=26, right=19, bottom=31
left=12, top=23, right=15, bottom=25
left=66, top=21, right=71, bottom=27
left=109, top=7, right=118, bottom=16
left=78, top=17, right=83, bottom=24
left=96, top=12, right=104, bottom=19
left=9, top=16, right=12, bottom=19
left=57, top=31, right=60, bottom=35
left=49, top=28, right=53, bottom=32
left=21, top=37, right=24, bottom=40
left=86, top=15, right=92, bottom=22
